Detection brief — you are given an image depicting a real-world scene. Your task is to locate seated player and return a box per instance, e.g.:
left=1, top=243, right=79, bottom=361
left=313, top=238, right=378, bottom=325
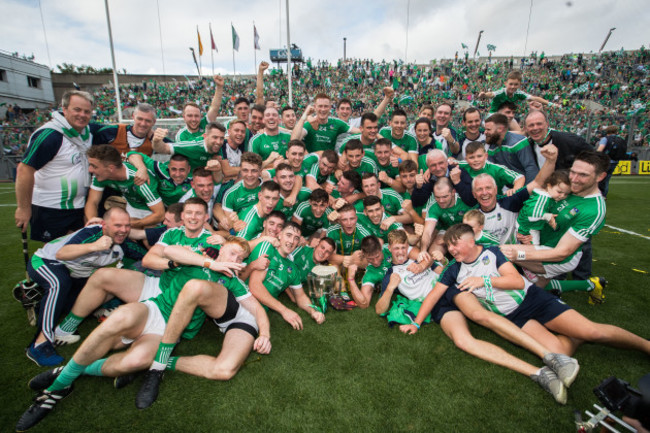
left=232, top=181, right=282, bottom=241
left=375, top=230, right=443, bottom=325
left=357, top=196, right=403, bottom=243
left=26, top=207, right=144, bottom=366
left=248, top=223, right=326, bottom=329
left=326, top=204, right=372, bottom=267
left=273, top=163, right=311, bottom=218
left=291, top=237, right=337, bottom=283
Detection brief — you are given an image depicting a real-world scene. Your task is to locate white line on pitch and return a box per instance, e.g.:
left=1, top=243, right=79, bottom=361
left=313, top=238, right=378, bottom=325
left=604, top=224, right=650, bottom=240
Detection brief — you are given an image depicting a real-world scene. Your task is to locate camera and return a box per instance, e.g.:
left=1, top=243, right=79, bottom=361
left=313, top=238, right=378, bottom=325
left=593, top=374, right=650, bottom=430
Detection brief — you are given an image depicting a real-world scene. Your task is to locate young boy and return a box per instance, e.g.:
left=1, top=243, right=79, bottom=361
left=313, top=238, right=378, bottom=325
left=458, top=141, right=525, bottom=195
left=462, top=209, right=500, bottom=247
left=479, top=70, right=555, bottom=114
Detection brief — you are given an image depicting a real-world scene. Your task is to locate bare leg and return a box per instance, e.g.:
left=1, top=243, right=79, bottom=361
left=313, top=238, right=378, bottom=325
left=439, top=311, right=538, bottom=376
left=174, top=329, right=254, bottom=380
left=72, top=303, right=149, bottom=366
left=454, top=292, right=550, bottom=359
left=543, top=310, right=650, bottom=355
left=521, top=319, right=577, bottom=355
left=70, top=268, right=146, bottom=318
left=101, top=334, right=162, bottom=377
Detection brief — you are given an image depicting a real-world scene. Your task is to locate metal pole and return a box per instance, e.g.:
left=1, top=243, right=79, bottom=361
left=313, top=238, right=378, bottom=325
left=599, top=27, right=616, bottom=53
left=104, top=0, right=123, bottom=122
left=473, top=30, right=483, bottom=59
left=523, top=0, right=533, bottom=58
left=343, top=38, right=347, bottom=62
left=156, top=0, right=166, bottom=76
left=38, top=0, right=52, bottom=68
left=209, top=23, right=214, bottom=76
left=285, top=0, right=293, bottom=106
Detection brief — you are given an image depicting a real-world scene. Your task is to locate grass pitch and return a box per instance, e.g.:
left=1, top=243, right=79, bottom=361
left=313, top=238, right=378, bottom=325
left=0, top=177, right=648, bottom=432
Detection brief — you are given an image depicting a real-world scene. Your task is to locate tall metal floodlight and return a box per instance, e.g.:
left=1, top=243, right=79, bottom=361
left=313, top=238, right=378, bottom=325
left=599, top=27, right=616, bottom=53
left=343, top=37, right=347, bottom=62
left=104, top=0, right=123, bottom=122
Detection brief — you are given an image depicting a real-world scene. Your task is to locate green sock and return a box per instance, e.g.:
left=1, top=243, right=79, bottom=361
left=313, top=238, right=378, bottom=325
left=544, top=279, right=594, bottom=293
left=166, top=356, right=179, bottom=371
left=48, top=359, right=86, bottom=391
left=83, top=358, right=106, bottom=377
left=151, top=342, right=176, bottom=371
left=57, top=312, right=84, bottom=334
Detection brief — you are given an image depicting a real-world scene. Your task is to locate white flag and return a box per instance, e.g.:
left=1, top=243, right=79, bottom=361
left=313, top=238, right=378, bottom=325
left=254, top=25, right=260, bottom=50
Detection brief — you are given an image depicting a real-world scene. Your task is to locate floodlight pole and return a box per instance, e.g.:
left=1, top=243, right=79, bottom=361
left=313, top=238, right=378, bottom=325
left=343, top=37, right=347, bottom=63
left=285, top=0, right=293, bottom=106
left=473, top=30, right=483, bottom=58
left=104, top=0, right=123, bottom=122
left=599, top=27, right=616, bottom=53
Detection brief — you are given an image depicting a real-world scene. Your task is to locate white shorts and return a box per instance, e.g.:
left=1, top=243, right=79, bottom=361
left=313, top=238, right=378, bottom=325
left=126, top=203, right=153, bottom=220
left=138, top=275, right=162, bottom=302
left=537, top=246, right=583, bottom=279
left=121, top=300, right=166, bottom=345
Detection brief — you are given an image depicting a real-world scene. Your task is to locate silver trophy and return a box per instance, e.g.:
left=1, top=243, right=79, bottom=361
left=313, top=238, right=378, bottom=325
left=306, top=265, right=339, bottom=313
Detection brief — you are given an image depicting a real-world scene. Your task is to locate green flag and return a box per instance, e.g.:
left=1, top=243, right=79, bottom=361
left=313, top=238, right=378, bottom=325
left=232, top=24, right=240, bottom=52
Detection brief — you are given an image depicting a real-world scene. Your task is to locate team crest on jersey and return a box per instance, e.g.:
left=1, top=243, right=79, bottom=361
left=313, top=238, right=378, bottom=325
left=71, top=152, right=82, bottom=165
left=569, top=207, right=579, bottom=216
left=482, top=255, right=490, bottom=265
left=287, top=266, right=293, bottom=274
left=497, top=213, right=502, bottom=221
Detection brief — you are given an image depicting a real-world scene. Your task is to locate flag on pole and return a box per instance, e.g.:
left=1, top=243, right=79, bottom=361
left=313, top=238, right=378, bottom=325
left=232, top=24, right=240, bottom=52
left=197, top=26, right=203, bottom=56
left=210, top=23, right=217, bottom=52
left=461, top=43, right=468, bottom=50
left=487, top=44, right=496, bottom=52
left=254, top=25, right=261, bottom=50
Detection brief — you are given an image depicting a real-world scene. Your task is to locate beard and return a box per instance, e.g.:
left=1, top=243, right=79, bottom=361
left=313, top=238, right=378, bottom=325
left=485, top=132, right=500, bottom=145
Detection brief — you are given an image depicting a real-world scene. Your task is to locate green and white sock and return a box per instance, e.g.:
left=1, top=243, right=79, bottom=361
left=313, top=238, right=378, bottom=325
left=56, top=313, right=84, bottom=335
left=151, top=342, right=176, bottom=371
left=166, top=356, right=179, bottom=371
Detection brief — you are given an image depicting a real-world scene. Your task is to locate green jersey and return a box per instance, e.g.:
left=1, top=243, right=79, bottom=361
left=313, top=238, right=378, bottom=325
left=222, top=180, right=261, bottom=213
left=175, top=115, right=209, bottom=142
left=293, top=201, right=332, bottom=236
left=90, top=162, right=161, bottom=211
left=303, top=117, right=351, bottom=152
left=379, top=127, right=418, bottom=154
left=361, top=244, right=392, bottom=288
left=540, top=193, right=606, bottom=263
left=339, top=134, right=375, bottom=154
left=517, top=188, right=553, bottom=235
left=249, top=241, right=303, bottom=298
left=155, top=226, right=213, bottom=291
left=354, top=188, right=404, bottom=216
left=211, top=274, right=251, bottom=300
left=458, top=161, right=522, bottom=192
left=306, top=160, right=337, bottom=186
left=357, top=212, right=403, bottom=242
left=128, top=152, right=192, bottom=206
left=326, top=223, right=372, bottom=255
left=349, top=156, right=378, bottom=176
left=247, top=131, right=291, bottom=160
left=265, top=153, right=318, bottom=181
left=425, top=194, right=473, bottom=230
left=236, top=205, right=266, bottom=240
left=275, top=187, right=312, bottom=218
left=170, top=140, right=213, bottom=170
left=290, top=245, right=318, bottom=283
left=369, top=151, right=400, bottom=180
left=489, top=88, right=531, bottom=114
left=475, top=230, right=501, bottom=247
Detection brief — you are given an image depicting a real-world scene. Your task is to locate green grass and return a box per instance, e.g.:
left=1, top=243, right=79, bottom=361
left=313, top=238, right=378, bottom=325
left=0, top=177, right=649, bottom=432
